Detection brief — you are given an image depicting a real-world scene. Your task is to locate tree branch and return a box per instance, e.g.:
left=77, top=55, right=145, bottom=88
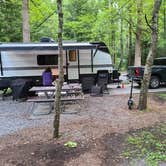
left=31, top=10, right=56, bottom=33
left=145, top=14, right=153, bottom=31
left=30, top=0, right=45, bottom=17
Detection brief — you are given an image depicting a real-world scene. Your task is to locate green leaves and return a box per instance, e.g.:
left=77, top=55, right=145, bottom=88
left=64, top=141, right=78, bottom=148
left=123, top=124, right=166, bottom=166
left=0, top=0, right=164, bottom=62
left=0, top=0, right=22, bottom=42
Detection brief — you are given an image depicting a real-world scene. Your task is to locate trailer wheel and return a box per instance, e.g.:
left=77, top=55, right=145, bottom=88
left=149, top=76, right=160, bottom=89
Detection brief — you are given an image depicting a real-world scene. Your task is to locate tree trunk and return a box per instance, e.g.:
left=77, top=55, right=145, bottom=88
left=22, top=0, right=30, bottom=42
left=111, top=30, right=116, bottom=65
left=138, top=0, right=162, bottom=110
left=120, top=18, right=123, bottom=63
left=164, top=0, right=166, bottom=39
left=128, top=7, right=133, bottom=66
left=134, top=0, right=143, bottom=66
left=53, top=0, right=64, bottom=138
left=128, top=23, right=133, bottom=66
left=134, top=33, right=142, bottom=66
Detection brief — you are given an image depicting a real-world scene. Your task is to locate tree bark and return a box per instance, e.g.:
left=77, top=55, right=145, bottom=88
left=111, top=29, right=116, bottom=65
left=53, top=0, right=64, bottom=138
left=134, top=0, right=143, bottom=66
left=164, top=0, right=166, bottom=39
left=134, top=33, right=142, bottom=66
left=22, top=0, right=30, bottom=42
left=128, top=7, right=133, bottom=66
left=120, top=18, right=123, bottom=63
left=138, top=0, right=162, bottom=110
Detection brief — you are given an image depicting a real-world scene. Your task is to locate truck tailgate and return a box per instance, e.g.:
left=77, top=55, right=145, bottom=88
left=128, top=66, right=144, bottom=78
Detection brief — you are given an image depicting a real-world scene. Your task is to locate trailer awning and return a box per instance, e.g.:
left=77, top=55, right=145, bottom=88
left=0, top=42, right=98, bottom=51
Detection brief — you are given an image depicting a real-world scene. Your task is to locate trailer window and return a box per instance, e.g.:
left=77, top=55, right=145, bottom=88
left=69, top=50, right=77, bottom=62
left=37, top=55, right=58, bottom=65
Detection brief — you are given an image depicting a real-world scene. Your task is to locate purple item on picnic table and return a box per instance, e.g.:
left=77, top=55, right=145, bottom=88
left=42, top=71, right=52, bottom=86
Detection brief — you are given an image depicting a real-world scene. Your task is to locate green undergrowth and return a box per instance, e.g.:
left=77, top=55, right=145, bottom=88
left=157, top=93, right=166, bottom=100
left=0, top=88, right=12, bottom=96
left=123, top=123, right=166, bottom=166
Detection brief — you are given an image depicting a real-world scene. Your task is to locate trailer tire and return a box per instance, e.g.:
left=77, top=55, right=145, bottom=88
left=149, top=76, right=160, bottom=89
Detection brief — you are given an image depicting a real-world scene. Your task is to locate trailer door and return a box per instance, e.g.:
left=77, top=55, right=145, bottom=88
left=67, top=50, right=79, bottom=81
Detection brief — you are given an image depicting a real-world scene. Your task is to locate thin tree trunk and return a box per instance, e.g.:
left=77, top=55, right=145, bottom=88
left=112, top=29, right=116, bottom=65
left=22, top=0, right=30, bottom=42
left=128, top=7, right=133, bottom=66
left=128, top=23, right=133, bottom=66
left=164, top=0, right=166, bottom=39
left=120, top=18, right=123, bottom=63
left=53, top=0, right=64, bottom=138
left=138, top=0, right=162, bottom=110
left=134, top=0, right=143, bottom=66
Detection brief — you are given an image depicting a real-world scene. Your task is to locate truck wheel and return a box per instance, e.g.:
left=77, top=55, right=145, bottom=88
left=150, top=76, right=160, bottom=89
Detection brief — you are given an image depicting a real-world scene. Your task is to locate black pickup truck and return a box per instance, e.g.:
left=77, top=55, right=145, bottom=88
left=128, top=57, right=166, bottom=88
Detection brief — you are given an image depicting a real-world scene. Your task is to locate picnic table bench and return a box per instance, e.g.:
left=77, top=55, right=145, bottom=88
left=27, top=96, right=84, bottom=103
left=27, top=96, right=84, bottom=114
left=27, top=83, right=84, bottom=114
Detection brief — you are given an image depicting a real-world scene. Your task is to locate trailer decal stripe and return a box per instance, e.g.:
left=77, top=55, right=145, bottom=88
left=2, top=64, right=113, bottom=71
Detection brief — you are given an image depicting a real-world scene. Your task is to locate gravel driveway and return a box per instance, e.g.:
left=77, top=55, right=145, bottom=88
left=0, top=99, right=52, bottom=137
left=0, top=82, right=166, bottom=137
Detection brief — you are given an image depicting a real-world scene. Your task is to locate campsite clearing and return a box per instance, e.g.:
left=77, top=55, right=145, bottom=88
left=0, top=93, right=165, bottom=166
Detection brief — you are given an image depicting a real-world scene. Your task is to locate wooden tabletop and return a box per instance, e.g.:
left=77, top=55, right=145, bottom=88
left=29, top=83, right=82, bottom=92
left=29, top=86, right=55, bottom=92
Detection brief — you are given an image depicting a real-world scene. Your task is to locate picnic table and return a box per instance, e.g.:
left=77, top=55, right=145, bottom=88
left=27, top=83, right=84, bottom=114
left=29, top=83, right=82, bottom=97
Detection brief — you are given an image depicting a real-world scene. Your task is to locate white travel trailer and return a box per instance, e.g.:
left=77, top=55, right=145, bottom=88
left=0, top=42, right=119, bottom=86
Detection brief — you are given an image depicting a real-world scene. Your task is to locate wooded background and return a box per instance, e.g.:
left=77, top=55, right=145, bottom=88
left=0, top=0, right=165, bottom=69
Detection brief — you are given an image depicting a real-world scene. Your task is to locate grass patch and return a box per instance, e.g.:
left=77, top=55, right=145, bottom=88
left=0, top=88, right=12, bottom=96
left=157, top=93, right=166, bottom=100
left=0, top=90, right=3, bottom=95
left=123, top=123, right=166, bottom=166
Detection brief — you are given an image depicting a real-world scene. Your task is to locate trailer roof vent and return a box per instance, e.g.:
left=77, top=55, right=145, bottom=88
left=40, top=37, right=55, bottom=43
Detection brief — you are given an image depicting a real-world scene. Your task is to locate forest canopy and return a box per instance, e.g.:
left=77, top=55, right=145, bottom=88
left=0, top=0, right=165, bottom=67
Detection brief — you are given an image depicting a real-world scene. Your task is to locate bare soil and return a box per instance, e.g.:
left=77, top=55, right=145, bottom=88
left=0, top=93, right=166, bottom=166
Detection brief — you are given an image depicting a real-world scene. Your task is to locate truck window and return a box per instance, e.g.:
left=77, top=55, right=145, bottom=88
left=37, top=55, right=58, bottom=65
left=154, top=58, right=166, bottom=66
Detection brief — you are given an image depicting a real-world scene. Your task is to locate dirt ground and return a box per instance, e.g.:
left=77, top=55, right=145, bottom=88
left=0, top=93, right=166, bottom=166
